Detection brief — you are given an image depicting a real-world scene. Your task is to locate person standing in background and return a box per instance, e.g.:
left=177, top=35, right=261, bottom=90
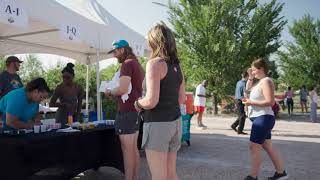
left=135, top=23, right=185, bottom=180
left=0, top=56, right=23, bottom=98
left=285, top=87, right=294, bottom=115
left=0, top=56, right=24, bottom=129
left=49, top=63, right=84, bottom=125
left=105, top=39, right=144, bottom=180
left=231, top=72, right=249, bottom=135
left=194, top=80, right=209, bottom=128
left=309, top=86, right=318, bottom=123
left=299, top=85, right=308, bottom=113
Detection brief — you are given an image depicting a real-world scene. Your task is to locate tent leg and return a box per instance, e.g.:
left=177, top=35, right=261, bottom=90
left=85, top=63, right=89, bottom=115
left=96, top=50, right=101, bottom=121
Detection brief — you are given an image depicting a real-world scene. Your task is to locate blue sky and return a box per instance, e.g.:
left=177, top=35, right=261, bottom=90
left=35, top=0, right=320, bottom=68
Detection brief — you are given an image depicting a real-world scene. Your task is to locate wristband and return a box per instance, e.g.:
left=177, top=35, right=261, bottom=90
left=134, top=100, right=144, bottom=111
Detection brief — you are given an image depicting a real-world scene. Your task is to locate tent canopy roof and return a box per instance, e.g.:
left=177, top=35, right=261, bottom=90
left=0, top=0, right=146, bottom=64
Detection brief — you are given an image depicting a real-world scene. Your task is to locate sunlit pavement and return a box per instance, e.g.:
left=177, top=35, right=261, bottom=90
left=73, top=113, right=320, bottom=180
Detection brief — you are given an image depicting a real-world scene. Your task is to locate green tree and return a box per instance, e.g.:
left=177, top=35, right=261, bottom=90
left=0, top=56, right=6, bottom=71
left=278, top=15, right=320, bottom=89
left=19, top=55, right=44, bottom=83
left=43, top=61, right=64, bottom=92
left=168, top=0, right=286, bottom=114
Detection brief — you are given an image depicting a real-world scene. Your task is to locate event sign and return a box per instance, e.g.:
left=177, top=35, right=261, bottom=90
left=0, top=0, right=28, bottom=27
left=60, top=23, right=82, bottom=42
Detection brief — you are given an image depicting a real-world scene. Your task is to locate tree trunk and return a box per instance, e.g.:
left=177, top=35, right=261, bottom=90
left=212, top=95, right=219, bottom=115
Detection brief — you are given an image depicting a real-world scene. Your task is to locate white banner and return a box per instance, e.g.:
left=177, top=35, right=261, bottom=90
left=60, top=24, right=81, bottom=42
left=0, top=0, right=28, bottom=27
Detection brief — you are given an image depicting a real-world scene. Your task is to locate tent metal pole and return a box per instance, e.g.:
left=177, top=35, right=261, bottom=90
left=85, top=57, right=90, bottom=116
left=96, top=34, right=101, bottom=121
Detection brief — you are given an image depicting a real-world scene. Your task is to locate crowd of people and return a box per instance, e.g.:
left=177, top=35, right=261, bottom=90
left=1, top=22, right=318, bottom=180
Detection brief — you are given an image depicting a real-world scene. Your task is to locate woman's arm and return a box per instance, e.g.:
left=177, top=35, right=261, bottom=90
left=49, top=86, right=62, bottom=107
left=138, top=59, right=164, bottom=109
left=34, top=113, right=41, bottom=124
left=107, top=76, right=131, bottom=96
left=6, top=113, right=32, bottom=129
left=77, top=86, right=84, bottom=118
left=245, top=68, right=254, bottom=92
left=178, top=74, right=186, bottom=104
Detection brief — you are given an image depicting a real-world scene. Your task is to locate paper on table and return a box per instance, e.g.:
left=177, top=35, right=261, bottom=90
left=56, top=127, right=80, bottom=133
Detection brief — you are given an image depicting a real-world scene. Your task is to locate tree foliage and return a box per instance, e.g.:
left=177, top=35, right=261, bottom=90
left=168, top=0, right=286, bottom=113
left=19, top=55, right=45, bottom=84
left=278, top=15, right=320, bottom=89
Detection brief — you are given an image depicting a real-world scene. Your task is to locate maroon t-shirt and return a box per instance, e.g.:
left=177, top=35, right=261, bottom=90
left=118, top=59, right=144, bottom=112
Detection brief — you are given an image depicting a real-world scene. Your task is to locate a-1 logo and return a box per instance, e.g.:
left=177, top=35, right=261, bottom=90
left=5, top=5, right=19, bottom=23
left=5, top=5, right=19, bottom=16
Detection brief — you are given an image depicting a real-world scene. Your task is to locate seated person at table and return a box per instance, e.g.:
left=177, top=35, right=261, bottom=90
left=49, top=63, right=83, bottom=125
left=0, top=78, right=50, bottom=129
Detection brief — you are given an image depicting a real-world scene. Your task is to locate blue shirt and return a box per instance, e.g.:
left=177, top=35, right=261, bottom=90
left=0, top=88, right=39, bottom=129
left=235, top=80, right=247, bottom=100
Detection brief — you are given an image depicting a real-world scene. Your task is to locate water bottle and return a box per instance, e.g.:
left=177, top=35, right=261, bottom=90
left=180, top=104, right=186, bottom=116
left=83, top=111, right=89, bottom=123
left=67, top=113, right=73, bottom=126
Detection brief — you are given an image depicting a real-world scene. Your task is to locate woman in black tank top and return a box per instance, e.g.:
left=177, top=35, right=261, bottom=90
left=135, top=23, right=185, bottom=180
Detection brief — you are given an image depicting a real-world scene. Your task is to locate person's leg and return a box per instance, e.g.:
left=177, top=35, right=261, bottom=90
left=167, top=152, right=179, bottom=180
left=305, top=101, right=308, bottom=113
left=262, top=139, right=284, bottom=173
left=300, top=101, right=304, bottom=113
left=291, top=99, right=294, bottom=114
left=238, top=102, right=246, bottom=133
left=145, top=149, right=168, bottom=180
left=249, top=142, right=262, bottom=178
left=263, top=139, right=289, bottom=179
left=119, top=134, right=139, bottom=180
left=316, top=103, right=318, bottom=122
left=310, top=102, right=316, bottom=122
left=286, top=99, right=290, bottom=115
left=231, top=100, right=241, bottom=131
left=247, top=115, right=273, bottom=178
left=133, top=131, right=140, bottom=180
left=197, top=111, right=203, bottom=126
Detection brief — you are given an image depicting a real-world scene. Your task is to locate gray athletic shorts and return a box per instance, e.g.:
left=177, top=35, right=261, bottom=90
left=115, top=111, right=140, bottom=135
left=142, top=117, right=182, bottom=152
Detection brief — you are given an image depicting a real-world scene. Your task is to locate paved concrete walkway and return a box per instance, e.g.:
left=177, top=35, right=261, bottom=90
left=72, top=113, right=320, bottom=180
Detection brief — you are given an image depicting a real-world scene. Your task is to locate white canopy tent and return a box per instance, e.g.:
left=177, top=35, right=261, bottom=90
left=0, top=0, right=146, bottom=121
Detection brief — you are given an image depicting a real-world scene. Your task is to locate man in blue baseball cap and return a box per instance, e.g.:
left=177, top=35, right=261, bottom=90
left=105, top=39, right=144, bottom=180
left=107, top=40, right=129, bottom=54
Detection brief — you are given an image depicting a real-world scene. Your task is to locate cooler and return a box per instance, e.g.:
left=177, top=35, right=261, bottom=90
left=181, top=92, right=194, bottom=146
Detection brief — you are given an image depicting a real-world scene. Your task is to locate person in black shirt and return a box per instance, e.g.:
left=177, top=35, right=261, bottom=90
left=135, top=23, right=185, bottom=180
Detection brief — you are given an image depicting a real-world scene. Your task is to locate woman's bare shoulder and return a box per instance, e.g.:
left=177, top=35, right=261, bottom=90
left=147, top=57, right=166, bottom=68
left=149, top=57, right=165, bottom=63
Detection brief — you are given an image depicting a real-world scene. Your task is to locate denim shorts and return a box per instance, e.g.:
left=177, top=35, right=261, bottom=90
left=142, top=117, right=182, bottom=152
left=250, top=115, right=275, bottom=144
left=115, top=111, right=140, bottom=135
